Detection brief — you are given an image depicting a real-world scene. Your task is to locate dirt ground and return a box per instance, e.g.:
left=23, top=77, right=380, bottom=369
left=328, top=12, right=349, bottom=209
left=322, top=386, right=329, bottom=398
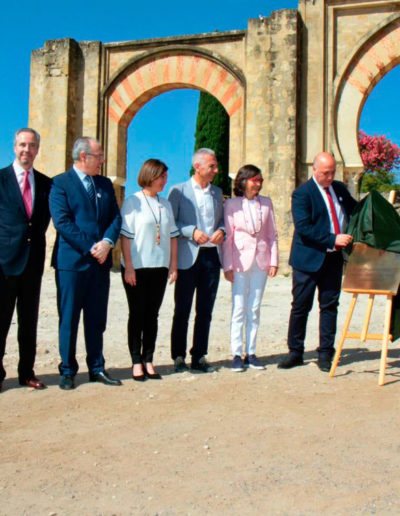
left=1, top=270, right=400, bottom=516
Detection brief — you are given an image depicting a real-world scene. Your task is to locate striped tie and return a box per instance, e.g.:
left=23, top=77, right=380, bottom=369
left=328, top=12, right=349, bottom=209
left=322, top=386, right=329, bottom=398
left=84, top=175, right=96, bottom=208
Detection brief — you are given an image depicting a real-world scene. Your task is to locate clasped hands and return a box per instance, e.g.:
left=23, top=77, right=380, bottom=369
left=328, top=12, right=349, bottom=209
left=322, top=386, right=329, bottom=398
left=193, top=228, right=224, bottom=246
left=91, top=240, right=111, bottom=264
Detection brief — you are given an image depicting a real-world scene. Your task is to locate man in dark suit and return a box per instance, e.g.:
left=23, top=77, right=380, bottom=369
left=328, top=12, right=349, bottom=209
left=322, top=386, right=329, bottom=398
left=50, top=137, right=122, bottom=390
left=0, top=128, right=51, bottom=392
left=168, top=148, right=224, bottom=373
left=279, top=152, right=357, bottom=372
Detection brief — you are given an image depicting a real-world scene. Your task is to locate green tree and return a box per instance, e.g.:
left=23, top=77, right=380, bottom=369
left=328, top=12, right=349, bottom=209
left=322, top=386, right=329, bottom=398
left=359, top=131, right=400, bottom=193
left=191, top=92, right=230, bottom=195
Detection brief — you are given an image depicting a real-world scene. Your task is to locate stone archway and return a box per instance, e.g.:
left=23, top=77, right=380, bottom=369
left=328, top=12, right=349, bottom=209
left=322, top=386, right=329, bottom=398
left=101, top=49, right=245, bottom=191
left=334, top=15, right=400, bottom=192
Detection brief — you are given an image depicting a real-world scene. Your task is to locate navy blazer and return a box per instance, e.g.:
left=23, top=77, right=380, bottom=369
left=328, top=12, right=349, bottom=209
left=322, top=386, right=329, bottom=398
left=49, top=169, right=121, bottom=271
left=289, top=179, right=357, bottom=273
left=0, top=165, right=51, bottom=276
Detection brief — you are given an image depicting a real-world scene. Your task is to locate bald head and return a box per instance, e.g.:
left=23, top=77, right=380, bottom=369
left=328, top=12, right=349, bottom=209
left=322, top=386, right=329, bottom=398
left=313, top=152, right=336, bottom=188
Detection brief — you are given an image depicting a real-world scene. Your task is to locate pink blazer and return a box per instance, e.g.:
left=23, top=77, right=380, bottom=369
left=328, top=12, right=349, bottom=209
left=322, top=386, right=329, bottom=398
left=222, top=195, right=279, bottom=272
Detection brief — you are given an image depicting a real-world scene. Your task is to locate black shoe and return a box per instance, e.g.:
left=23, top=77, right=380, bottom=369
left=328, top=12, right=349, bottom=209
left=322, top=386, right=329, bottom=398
left=317, top=357, right=332, bottom=372
left=143, top=363, right=162, bottom=380
left=174, top=356, right=189, bottom=373
left=60, top=375, right=75, bottom=390
left=278, top=354, right=304, bottom=369
left=191, top=356, right=214, bottom=373
left=89, top=371, right=122, bottom=386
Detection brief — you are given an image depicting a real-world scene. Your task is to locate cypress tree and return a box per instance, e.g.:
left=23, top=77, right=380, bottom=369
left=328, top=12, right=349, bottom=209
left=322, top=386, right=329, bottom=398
left=191, top=92, right=231, bottom=195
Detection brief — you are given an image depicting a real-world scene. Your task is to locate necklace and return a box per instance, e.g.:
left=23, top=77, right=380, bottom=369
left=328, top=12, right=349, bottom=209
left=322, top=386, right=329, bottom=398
left=142, top=191, right=161, bottom=245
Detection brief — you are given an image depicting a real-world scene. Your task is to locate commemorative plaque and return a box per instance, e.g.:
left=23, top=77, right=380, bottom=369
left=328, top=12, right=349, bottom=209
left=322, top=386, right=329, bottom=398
left=342, top=242, right=400, bottom=294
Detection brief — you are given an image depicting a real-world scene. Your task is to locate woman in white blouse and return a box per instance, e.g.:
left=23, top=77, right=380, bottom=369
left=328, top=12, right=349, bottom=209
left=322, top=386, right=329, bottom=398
left=120, top=159, right=179, bottom=381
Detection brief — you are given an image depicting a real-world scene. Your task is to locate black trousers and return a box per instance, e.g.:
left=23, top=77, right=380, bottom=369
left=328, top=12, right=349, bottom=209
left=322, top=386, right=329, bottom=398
left=171, top=247, right=220, bottom=362
left=0, top=260, right=43, bottom=382
left=287, top=252, right=344, bottom=359
left=122, top=266, right=168, bottom=364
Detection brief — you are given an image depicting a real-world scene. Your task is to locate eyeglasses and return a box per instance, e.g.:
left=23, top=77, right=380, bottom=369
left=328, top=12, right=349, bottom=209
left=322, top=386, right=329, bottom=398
left=248, top=176, right=263, bottom=184
left=86, top=153, right=104, bottom=160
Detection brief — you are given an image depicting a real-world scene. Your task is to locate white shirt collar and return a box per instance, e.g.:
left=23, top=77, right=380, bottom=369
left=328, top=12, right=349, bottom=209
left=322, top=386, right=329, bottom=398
left=191, top=176, right=211, bottom=193
left=13, top=160, right=32, bottom=176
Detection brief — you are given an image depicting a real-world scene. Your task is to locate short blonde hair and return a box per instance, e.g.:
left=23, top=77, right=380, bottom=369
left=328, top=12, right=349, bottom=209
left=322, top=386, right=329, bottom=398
left=137, top=159, right=168, bottom=188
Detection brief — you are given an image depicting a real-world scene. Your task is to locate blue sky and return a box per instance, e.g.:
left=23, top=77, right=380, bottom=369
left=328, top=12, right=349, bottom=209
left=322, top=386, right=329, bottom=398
left=0, top=0, right=398, bottom=195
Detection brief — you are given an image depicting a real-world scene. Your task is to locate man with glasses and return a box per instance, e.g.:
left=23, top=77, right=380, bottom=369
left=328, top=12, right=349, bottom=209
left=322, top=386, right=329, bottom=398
left=50, top=137, right=122, bottom=390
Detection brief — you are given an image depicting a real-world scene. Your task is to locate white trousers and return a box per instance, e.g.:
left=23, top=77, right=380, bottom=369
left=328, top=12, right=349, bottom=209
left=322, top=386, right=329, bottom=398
left=230, top=261, right=268, bottom=356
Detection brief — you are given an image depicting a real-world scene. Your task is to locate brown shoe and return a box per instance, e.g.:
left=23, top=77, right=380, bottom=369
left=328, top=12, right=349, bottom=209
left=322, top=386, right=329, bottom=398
left=19, top=377, right=46, bottom=389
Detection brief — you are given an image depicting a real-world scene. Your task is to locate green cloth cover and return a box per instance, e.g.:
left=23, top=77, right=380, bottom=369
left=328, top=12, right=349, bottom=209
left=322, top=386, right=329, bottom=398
left=346, top=190, right=400, bottom=340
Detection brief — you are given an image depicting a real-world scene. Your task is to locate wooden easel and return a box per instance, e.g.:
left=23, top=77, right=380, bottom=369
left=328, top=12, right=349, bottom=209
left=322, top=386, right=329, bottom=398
left=329, top=288, right=393, bottom=385
left=329, top=190, right=397, bottom=386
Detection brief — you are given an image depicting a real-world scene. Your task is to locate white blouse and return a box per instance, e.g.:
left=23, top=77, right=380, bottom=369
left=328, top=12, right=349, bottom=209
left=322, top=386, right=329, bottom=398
left=120, top=191, right=179, bottom=269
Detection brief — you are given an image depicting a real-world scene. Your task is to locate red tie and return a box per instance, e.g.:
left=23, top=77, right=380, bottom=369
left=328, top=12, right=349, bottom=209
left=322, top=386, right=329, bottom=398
left=324, top=187, right=340, bottom=234
left=22, top=170, right=33, bottom=218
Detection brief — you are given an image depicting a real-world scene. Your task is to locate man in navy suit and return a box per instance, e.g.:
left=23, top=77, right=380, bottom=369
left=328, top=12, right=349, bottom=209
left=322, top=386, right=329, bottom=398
left=0, top=128, right=51, bottom=392
left=279, top=152, right=357, bottom=372
left=50, top=137, right=122, bottom=390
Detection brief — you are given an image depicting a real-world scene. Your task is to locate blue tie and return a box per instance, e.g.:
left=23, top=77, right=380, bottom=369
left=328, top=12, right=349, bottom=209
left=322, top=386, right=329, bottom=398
left=84, top=175, right=96, bottom=208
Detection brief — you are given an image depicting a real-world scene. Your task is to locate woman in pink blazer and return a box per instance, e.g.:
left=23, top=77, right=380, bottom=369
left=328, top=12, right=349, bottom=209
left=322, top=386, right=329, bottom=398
left=222, top=165, right=278, bottom=372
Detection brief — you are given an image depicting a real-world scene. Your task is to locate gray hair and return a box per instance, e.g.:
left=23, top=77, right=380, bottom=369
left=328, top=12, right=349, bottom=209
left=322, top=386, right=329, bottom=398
left=191, top=148, right=216, bottom=167
left=14, top=128, right=40, bottom=146
left=72, top=137, right=100, bottom=161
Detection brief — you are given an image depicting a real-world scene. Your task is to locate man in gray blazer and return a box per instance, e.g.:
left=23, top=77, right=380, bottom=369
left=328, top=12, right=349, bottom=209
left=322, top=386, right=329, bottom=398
left=168, top=148, right=224, bottom=372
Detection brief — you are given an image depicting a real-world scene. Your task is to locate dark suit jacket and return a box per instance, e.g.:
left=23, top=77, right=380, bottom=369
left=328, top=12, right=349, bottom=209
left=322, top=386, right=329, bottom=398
left=0, top=165, right=51, bottom=276
left=289, top=179, right=357, bottom=273
left=49, top=169, right=121, bottom=271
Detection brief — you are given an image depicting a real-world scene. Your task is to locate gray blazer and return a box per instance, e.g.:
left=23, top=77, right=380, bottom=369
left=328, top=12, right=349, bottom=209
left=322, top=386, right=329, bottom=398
left=168, top=179, right=224, bottom=270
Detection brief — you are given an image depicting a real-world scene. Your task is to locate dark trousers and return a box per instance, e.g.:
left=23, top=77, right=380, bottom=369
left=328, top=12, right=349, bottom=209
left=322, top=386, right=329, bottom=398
left=56, top=264, right=110, bottom=376
left=0, top=261, right=42, bottom=382
left=287, top=252, right=344, bottom=358
left=171, top=247, right=220, bottom=362
left=122, top=267, right=168, bottom=364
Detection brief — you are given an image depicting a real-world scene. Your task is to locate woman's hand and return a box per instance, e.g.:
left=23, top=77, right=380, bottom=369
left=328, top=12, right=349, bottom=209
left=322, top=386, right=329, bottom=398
left=268, top=266, right=278, bottom=278
left=124, top=266, right=136, bottom=286
left=168, top=266, right=178, bottom=284
left=224, top=270, right=234, bottom=283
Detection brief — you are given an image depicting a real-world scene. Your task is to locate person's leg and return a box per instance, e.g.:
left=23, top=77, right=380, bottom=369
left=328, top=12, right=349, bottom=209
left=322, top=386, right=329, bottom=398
left=191, top=248, right=220, bottom=362
left=16, top=264, right=42, bottom=381
left=317, top=252, right=343, bottom=359
left=56, top=270, right=85, bottom=376
left=82, top=264, right=109, bottom=375
left=142, top=268, right=168, bottom=364
left=121, top=266, right=146, bottom=365
left=0, top=271, right=18, bottom=382
left=230, top=270, right=248, bottom=357
left=245, top=263, right=268, bottom=356
left=287, top=268, right=317, bottom=357
left=171, top=264, right=198, bottom=360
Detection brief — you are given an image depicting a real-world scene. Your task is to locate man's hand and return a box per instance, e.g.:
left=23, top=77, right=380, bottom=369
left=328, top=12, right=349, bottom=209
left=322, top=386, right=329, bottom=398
left=209, top=229, right=224, bottom=245
left=193, top=229, right=210, bottom=245
left=91, top=240, right=111, bottom=264
left=335, top=234, right=353, bottom=248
